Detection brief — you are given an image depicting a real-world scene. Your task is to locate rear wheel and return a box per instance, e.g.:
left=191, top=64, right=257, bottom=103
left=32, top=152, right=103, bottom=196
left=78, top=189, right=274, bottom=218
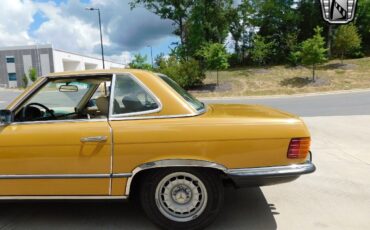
left=140, top=168, right=224, bottom=230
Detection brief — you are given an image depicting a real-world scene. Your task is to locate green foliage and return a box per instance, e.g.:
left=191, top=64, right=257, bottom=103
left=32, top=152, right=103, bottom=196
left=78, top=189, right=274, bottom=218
left=253, top=0, right=299, bottom=63
left=185, top=0, right=233, bottom=57
left=333, top=24, right=362, bottom=63
left=158, top=57, right=204, bottom=89
left=287, top=50, right=301, bottom=67
left=129, top=54, right=152, bottom=70
left=355, top=0, right=370, bottom=55
left=250, top=35, right=275, bottom=65
left=228, top=0, right=255, bottom=64
left=131, top=0, right=233, bottom=59
left=154, top=52, right=166, bottom=68
left=296, top=0, right=327, bottom=42
left=28, top=68, right=37, bottom=82
left=133, top=0, right=370, bottom=90
left=295, top=26, right=327, bottom=81
left=198, top=43, right=229, bottom=71
left=22, top=74, right=28, bottom=88
left=285, top=32, right=301, bottom=66
left=130, top=0, right=193, bottom=45
left=198, top=43, right=229, bottom=85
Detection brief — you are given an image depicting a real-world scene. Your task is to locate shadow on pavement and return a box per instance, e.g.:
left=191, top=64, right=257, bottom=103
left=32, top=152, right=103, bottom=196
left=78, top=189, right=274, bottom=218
left=212, top=187, right=277, bottom=230
left=0, top=187, right=276, bottom=230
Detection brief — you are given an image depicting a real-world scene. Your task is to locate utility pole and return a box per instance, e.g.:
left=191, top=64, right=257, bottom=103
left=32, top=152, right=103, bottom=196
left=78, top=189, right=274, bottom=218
left=147, top=45, right=153, bottom=68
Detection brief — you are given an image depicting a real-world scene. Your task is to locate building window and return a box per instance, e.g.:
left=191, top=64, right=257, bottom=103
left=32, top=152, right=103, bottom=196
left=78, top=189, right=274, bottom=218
left=6, top=56, right=15, bottom=63
left=8, top=73, right=17, bottom=81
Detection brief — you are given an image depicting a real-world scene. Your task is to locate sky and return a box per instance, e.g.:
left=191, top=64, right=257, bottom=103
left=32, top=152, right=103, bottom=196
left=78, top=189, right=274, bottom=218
left=0, top=0, right=180, bottom=64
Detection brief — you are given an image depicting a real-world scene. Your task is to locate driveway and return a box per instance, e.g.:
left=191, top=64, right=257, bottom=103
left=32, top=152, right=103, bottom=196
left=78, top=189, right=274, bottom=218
left=0, top=90, right=369, bottom=229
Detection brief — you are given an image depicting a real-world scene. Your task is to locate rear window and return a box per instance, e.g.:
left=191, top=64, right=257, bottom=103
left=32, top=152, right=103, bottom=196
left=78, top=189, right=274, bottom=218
left=158, top=74, right=205, bottom=112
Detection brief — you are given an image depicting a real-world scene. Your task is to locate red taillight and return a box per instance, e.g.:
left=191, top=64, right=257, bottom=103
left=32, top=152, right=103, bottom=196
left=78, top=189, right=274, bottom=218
left=287, top=138, right=310, bottom=159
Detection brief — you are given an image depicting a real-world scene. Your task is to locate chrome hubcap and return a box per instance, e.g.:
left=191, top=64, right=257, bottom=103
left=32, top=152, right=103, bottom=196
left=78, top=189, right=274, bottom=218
left=155, top=172, right=208, bottom=222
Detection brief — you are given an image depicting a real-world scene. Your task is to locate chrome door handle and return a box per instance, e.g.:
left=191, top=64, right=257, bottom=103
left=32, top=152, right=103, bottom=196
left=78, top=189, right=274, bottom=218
left=80, top=136, right=108, bottom=143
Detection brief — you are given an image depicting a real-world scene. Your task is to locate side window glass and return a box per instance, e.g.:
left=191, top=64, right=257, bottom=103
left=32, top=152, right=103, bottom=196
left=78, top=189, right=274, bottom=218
left=112, top=74, right=159, bottom=115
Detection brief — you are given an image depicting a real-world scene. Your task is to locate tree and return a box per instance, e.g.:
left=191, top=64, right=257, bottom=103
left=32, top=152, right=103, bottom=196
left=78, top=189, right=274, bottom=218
left=158, top=56, right=204, bottom=89
left=228, top=0, right=255, bottom=64
left=28, top=68, right=37, bottom=82
left=250, top=35, right=275, bottom=65
left=185, top=0, right=233, bottom=57
left=198, top=43, right=229, bottom=85
left=296, top=0, right=327, bottom=42
left=296, top=26, right=327, bottom=82
left=253, top=0, right=299, bottom=63
left=129, top=54, right=152, bottom=70
left=130, top=0, right=193, bottom=46
left=132, top=0, right=233, bottom=60
left=154, top=52, right=166, bottom=68
left=355, top=0, right=370, bottom=55
left=333, top=24, right=362, bottom=64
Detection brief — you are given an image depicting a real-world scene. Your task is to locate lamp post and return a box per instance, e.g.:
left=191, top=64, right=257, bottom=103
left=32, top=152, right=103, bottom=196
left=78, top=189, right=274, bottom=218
left=147, top=45, right=153, bottom=68
left=85, top=7, right=105, bottom=69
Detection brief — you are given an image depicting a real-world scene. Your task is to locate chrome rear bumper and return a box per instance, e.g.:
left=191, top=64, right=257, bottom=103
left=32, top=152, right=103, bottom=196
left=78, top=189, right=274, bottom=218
left=226, top=155, right=316, bottom=187
left=227, top=162, right=316, bottom=178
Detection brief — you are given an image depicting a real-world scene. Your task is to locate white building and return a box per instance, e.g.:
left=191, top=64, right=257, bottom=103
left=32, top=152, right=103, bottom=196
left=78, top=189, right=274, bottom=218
left=0, top=44, right=125, bottom=88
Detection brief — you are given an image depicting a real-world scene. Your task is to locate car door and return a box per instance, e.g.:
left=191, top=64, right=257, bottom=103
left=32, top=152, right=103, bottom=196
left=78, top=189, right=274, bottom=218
left=0, top=77, right=112, bottom=196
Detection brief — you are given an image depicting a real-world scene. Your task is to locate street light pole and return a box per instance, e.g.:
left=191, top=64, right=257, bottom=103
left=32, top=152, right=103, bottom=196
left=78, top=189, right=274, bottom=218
left=86, top=7, right=105, bottom=69
left=147, top=45, right=153, bottom=68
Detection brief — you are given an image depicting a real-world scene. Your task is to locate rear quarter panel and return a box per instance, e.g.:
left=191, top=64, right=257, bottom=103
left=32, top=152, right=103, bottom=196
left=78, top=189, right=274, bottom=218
left=111, top=114, right=310, bottom=173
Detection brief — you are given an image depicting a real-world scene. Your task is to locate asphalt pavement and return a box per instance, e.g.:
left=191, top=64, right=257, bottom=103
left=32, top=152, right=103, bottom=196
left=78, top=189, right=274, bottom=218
left=202, top=90, right=370, bottom=117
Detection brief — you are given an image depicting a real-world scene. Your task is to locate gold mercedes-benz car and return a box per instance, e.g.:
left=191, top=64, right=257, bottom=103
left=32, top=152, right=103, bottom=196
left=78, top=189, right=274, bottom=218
left=0, top=69, right=315, bottom=230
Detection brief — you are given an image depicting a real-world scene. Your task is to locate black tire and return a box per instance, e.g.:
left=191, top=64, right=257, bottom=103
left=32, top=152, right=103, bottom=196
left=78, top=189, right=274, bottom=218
left=140, top=168, right=224, bottom=230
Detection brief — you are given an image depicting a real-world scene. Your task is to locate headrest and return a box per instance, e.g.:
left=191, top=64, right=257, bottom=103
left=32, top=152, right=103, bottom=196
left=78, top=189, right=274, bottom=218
left=96, top=96, right=109, bottom=115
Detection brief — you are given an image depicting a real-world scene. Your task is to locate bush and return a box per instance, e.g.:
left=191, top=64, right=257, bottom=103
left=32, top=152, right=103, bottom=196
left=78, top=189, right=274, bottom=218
left=129, top=54, right=152, bottom=70
left=228, top=53, right=241, bottom=68
left=22, top=74, right=28, bottom=88
left=158, top=57, right=205, bottom=89
left=347, top=47, right=365, bottom=59
left=28, top=68, right=37, bottom=82
left=287, top=49, right=301, bottom=67
left=250, top=35, right=275, bottom=65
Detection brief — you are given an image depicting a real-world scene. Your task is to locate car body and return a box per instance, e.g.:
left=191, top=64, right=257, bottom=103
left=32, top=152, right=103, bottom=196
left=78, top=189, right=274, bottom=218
left=0, top=69, right=315, bottom=229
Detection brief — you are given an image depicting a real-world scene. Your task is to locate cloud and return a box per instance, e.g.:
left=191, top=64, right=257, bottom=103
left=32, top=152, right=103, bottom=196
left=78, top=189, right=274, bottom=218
left=35, top=0, right=175, bottom=55
left=0, top=0, right=174, bottom=63
left=0, top=0, right=36, bottom=46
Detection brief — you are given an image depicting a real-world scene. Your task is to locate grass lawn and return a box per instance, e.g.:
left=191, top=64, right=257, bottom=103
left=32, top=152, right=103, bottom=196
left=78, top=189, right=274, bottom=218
left=190, top=57, right=370, bottom=97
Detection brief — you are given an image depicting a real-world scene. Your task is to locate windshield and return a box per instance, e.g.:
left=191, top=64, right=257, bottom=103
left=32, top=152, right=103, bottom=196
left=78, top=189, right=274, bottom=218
left=158, top=74, right=205, bottom=112
left=29, top=81, right=93, bottom=109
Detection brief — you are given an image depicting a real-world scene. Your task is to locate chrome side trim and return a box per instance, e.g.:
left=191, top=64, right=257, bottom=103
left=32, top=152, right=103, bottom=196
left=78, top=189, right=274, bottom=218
left=226, top=162, right=316, bottom=177
left=109, top=110, right=206, bottom=121
left=9, top=118, right=108, bottom=126
left=124, top=159, right=227, bottom=196
left=0, top=174, right=111, bottom=179
left=112, top=173, right=133, bottom=178
left=0, top=173, right=132, bottom=179
left=0, top=196, right=127, bottom=200
left=124, top=160, right=315, bottom=196
left=109, top=73, right=163, bottom=118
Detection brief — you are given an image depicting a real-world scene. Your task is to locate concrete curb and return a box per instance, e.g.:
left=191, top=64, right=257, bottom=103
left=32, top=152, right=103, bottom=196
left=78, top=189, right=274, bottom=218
left=200, top=88, right=370, bottom=100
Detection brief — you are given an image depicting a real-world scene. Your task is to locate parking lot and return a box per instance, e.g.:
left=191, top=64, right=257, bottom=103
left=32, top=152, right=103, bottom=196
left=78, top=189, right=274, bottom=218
left=0, top=89, right=370, bottom=229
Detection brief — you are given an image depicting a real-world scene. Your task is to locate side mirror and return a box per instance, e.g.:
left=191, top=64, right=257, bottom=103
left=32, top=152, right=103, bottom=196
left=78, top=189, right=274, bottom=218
left=0, top=109, right=12, bottom=125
